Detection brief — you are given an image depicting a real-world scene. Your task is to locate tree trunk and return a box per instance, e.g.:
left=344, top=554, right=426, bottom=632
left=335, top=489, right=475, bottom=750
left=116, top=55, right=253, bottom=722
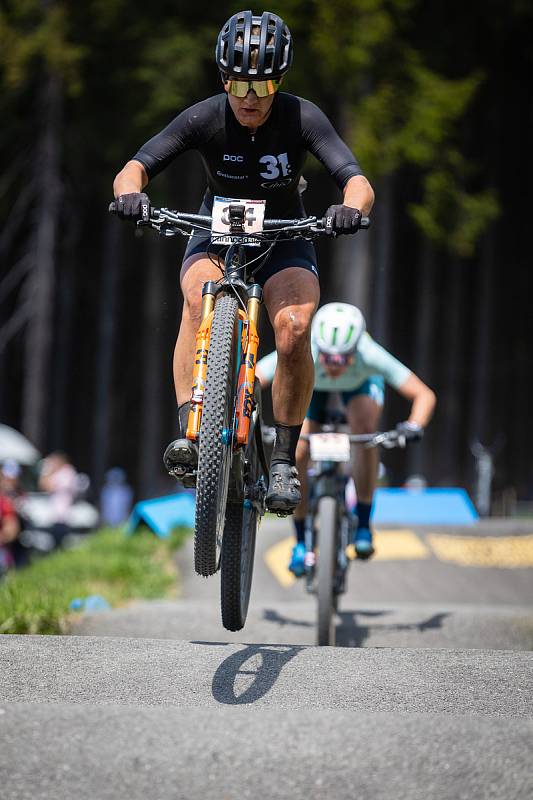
left=469, top=232, right=494, bottom=448
left=437, top=254, right=464, bottom=484
left=408, top=237, right=435, bottom=478
left=370, top=173, right=394, bottom=345
left=329, top=96, right=373, bottom=315
left=22, top=73, right=63, bottom=450
left=92, top=216, right=121, bottom=494
left=139, top=234, right=166, bottom=498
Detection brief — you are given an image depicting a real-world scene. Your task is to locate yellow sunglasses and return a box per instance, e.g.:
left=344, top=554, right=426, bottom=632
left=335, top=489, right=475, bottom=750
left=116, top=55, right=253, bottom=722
left=224, top=78, right=282, bottom=98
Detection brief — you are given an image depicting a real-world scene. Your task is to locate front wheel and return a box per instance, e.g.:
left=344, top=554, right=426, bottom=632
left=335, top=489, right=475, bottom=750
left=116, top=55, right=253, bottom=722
left=220, top=382, right=264, bottom=631
left=194, top=294, right=239, bottom=576
left=316, top=496, right=337, bottom=646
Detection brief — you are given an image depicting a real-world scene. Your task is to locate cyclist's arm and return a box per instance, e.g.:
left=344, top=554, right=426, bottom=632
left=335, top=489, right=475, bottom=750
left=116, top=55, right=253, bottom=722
left=255, top=350, right=278, bottom=389
left=300, top=98, right=374, bottom=211
left=113, top=160, right=149, bottom=197
left=396, top=373, right=436, bottom=429
left=358, top=333, right=435, bottom=427
left=342, top=175, right=374, bottom=215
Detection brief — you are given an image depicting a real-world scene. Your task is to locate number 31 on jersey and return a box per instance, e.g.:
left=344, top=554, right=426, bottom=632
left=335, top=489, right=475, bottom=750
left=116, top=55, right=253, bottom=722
left=259, top=153, right=291, bottom=180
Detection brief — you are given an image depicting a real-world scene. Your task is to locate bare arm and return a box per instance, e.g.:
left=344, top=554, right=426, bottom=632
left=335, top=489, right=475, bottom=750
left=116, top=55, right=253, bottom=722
left=397, top=373, right=436, bottom=428
left=113, top=160, right=149, bottom=198
left=0, top=514, right=19, bottom=545
left=343, top=175, right=375, bottom=215
left=255, top=367, right=271, bottom=390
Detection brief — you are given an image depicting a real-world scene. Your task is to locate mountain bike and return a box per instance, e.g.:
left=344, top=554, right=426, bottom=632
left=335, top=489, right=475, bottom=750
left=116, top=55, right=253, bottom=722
left=110, top=198, right=369, bottom=631
left=301, top=420, right=406, bottom=646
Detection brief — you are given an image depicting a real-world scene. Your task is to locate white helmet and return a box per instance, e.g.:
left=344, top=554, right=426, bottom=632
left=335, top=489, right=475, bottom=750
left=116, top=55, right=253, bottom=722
left=312, top=303, right=366, bottom=355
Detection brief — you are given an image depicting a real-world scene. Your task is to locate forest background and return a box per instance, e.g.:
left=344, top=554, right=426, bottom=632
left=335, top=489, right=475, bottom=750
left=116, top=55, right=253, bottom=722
left=0, top=0, right=531, bottom=509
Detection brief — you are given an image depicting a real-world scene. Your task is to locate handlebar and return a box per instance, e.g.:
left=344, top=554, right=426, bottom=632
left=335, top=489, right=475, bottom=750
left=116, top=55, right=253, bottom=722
left=302, top=429, right=406, bottom=449
left=262, top=425, right=406, bottom=450
left=108, top=203, right=370, bottom=237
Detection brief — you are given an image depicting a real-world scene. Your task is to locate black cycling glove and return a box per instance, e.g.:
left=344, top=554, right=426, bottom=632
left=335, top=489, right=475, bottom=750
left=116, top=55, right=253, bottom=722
left=396, top=421, right=424, bottom=443
left=324, top=204, right=362, bottom=236
left=116, top=192, right=151, bottom=222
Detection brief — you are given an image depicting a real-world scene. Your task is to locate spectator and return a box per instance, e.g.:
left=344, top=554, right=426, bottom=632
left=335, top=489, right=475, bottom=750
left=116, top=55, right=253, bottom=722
left=0, top=460, right=28, bottom=567
left=0, top=459, right=23, bottom=499
left=100, top=468, right=133, bottom=526
left=38, top=452, right=78, bottom=546
left=0, top=491, right=19, bottom=574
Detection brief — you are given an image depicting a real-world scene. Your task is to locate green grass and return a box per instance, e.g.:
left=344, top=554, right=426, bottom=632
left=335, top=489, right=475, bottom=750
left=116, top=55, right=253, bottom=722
left=0, top=527, right=190, bottom=635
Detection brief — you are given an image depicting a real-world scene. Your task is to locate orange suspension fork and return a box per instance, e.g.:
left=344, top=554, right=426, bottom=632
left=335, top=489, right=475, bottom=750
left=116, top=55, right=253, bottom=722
left=187, top=282, right=217, bottom=441
left=236, top=285, right=262, bottom=447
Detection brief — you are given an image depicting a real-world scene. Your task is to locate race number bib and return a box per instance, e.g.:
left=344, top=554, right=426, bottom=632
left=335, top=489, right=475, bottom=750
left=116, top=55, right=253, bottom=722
left=211, top=196, right=266, bottom=246
left=309, top=433, right=351, bottom=462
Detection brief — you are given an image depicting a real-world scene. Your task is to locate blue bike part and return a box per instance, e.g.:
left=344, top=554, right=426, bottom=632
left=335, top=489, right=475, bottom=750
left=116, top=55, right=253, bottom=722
left=221, top=427, right=232, bottom=445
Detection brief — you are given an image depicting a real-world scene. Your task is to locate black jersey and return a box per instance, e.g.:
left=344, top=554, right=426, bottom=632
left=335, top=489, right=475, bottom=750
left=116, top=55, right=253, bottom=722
left=133, top=92, right=363, bottom=217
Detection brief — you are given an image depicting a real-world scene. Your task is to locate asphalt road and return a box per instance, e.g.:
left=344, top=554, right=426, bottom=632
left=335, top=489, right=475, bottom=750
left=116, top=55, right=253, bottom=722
left=75, top=516, right=533, bottom=649
left=1, top=517, right=532, bottom=799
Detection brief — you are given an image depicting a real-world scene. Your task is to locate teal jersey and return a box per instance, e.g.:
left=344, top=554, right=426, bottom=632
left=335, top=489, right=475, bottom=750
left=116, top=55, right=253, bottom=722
left=257, top=332, right=411, bottom=392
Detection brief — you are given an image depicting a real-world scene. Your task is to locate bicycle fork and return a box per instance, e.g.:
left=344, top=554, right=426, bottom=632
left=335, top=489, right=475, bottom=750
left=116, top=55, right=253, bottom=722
left=235, top=285, right=261, bottom=446
left=187, top=282, right=263, bottom=445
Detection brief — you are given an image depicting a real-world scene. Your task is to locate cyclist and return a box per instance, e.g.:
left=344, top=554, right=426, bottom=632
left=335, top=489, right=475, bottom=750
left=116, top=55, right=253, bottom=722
left=256, top=302, right=436, bottom=570
left=112, top=10, right=374, bottom=513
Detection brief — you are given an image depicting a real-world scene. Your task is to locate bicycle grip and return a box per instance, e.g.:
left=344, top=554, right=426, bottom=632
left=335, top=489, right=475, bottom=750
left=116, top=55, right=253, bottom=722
left=108, top=201, right=117, bottom=214
left=320, top=216, right=371, bottom=231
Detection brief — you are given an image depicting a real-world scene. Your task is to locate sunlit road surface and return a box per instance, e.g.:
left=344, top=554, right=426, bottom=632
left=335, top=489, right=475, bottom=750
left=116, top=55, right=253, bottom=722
left=75, top=516, right=533, bottom=649
left=1, top=516, right=532, bottom=799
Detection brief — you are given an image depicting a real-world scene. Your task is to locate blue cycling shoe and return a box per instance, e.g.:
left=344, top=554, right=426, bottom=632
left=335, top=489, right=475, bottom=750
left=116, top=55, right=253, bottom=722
left=288, top=542, right=306, bottom=577
left=353, top=527, right=375, bottom=560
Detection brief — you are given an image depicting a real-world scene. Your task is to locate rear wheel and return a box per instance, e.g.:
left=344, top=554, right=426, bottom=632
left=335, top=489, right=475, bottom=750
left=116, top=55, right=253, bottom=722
left=194, top=294, right=239, bottom=576
left=221, top=382, right=264, bottom=631
left=316, top=496, right=337, bottom=646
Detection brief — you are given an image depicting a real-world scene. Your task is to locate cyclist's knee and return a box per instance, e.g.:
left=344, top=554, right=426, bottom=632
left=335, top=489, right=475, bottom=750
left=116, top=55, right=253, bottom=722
left=347, top=397, right=381, bottom=434
left=274, top=307, right=313, bottom=361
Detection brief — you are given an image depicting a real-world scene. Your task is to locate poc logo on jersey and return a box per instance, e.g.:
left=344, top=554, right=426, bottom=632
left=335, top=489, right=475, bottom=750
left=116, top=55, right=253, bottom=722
left=224, top=154, right=244, bottom=162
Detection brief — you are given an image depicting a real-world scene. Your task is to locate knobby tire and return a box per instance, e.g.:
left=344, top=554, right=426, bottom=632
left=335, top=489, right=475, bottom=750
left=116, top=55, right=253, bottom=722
left=194, top=294, right=239, bottom=576
left=316, top=495, right=337, bottom=646
left=220, top=381, right=263, bottom=631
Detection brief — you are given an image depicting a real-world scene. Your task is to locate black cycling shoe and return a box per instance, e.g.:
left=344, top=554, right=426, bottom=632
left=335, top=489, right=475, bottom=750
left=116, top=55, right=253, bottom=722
left=163, top=438, right=198, bottom=488
left=266, top=462, right=301, bottom=515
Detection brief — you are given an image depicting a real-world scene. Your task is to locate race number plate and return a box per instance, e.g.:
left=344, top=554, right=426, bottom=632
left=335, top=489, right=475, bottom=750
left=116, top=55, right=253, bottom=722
left=211, top=196, right=266, bottom=246
left=309, top=433, right=351, bottom=462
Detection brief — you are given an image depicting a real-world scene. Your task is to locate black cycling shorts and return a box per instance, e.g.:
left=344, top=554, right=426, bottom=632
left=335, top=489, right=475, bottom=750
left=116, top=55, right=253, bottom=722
left=182, top=200, right=318, bottom=286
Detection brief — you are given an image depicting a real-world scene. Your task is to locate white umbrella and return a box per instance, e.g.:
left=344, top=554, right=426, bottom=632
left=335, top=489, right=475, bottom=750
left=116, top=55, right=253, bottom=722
left=0, top=424, right=41, bottom=466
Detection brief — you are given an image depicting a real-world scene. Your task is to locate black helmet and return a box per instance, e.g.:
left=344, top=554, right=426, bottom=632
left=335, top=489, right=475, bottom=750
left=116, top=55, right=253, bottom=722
left=216, top=10, right=293, bottom=79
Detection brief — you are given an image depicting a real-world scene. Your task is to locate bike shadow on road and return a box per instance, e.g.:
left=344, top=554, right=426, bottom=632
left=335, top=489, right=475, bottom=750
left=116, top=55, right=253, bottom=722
left=209, top=643, right=305, bottom=705
left=336, top=610, right=450, bottom=647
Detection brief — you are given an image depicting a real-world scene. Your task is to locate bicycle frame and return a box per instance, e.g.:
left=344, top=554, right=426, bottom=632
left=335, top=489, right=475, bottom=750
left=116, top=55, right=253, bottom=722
left=186, top=240, right=263, bottom=449
left=304, top=458, right=351, bottom=590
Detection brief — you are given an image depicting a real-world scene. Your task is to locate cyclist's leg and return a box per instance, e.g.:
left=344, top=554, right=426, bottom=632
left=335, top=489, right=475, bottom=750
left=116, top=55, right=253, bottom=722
left=164, top=252, right=222, bottom=480
left=264, top=267, right=319, bottom=425
left=174, top=253, right=223, bottom=405
left=294, top=395, right=326, bottom=522
left=263, top=267, right=319, bottom=512
left=289, top=414, right=321, bottom=576
left=344, top=379, right=384, bottom=558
